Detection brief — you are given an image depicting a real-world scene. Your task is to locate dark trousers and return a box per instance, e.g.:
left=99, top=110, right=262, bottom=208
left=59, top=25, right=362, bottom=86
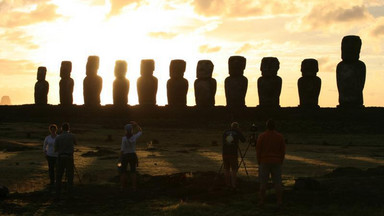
left=56, top=155, right=74, bottom=196
left=46, top=156, right=57, bottom=185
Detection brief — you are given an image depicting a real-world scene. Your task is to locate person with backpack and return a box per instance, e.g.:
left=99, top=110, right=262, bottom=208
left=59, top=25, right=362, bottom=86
left=119, top=121, right=142, bottom=191
left=256, top=119, right=286, bottom=208
left=222, top=122, right=246, bottom=190
left=43, top=124, right=58, bottom=187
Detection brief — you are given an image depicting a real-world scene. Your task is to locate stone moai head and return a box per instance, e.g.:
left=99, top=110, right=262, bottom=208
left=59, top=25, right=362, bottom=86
left=196, top=60, right=214, bottom=79
left=114, top=60, right=127, bottom=78
left=228, top=55, right=246, bottom=76
left=86, top=56, right=100, bottom=76
left=37, top=67, right=47, bottom=81
left=140, top=59, right=155, bottom=77
left=60, top=61, right=72, bottom=79
left=301, top=59, right=318, bottom=77
left=260, top=57, right=279, bottom=77
left=341, top=35, right=362, bottom=62
left=170, top=59, right=186, bottom=79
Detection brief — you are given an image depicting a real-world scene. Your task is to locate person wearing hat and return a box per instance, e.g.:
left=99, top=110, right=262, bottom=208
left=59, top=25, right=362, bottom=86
left=119, top=121, right=142, bottom=191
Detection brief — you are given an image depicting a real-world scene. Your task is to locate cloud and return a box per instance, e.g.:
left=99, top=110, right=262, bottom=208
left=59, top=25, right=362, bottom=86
left=318, top=57, right=337, bottom=73
left=0, top=30, right=39, bottom=49
left=288, top=4, right=373, bottom=32
left=108, top=0, right=143, bottom=17
left=192, top=0, right=301, bottom=18
left=148, top=31, right=178, bottom=39
left=0, top=1, right=61, bottom=27
left=235, top=41, right=271, bottom=54
left=199, top=44, right=221, bottom=53
left=369, top=17, right=384, bottom=37
left=0, top=59, right=36, bottom=76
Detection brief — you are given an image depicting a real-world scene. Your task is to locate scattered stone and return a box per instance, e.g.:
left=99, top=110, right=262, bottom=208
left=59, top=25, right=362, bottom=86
left=0, top=185, right=9, bottom=200
left=294, top=177, right=321, bottom=191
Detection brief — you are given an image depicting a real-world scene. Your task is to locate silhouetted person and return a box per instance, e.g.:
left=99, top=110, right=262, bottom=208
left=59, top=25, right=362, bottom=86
left=225, top=56, right=248, bottom=109
left=257, top=57, right=282, bottom=108
left=194, top=60, right=216, bottom=108
left=137, top=59, right=158, bottom=106
left=59, top=61, right=74, bottom=106
left=54, top=122, right=77, bottom=199
left=298, top=59, right=321, bottom=109
left=83, top=56, right=102, bottom=107
left=0, top=96, right=11, bottom=105
left=43, top=124, right=58, bottom=188
left=119, top=121, right=142, bottom=191
left=167, top=59, right=188, bottom=107
left=337, top=35, right=366, bottom=108
left=256, top=119, right=286, bottom=208
left=222, top=122, right=246, bottom=189
left=34, top=67, right=49, bottom=105
left=113, top=60, right=129, bottom=106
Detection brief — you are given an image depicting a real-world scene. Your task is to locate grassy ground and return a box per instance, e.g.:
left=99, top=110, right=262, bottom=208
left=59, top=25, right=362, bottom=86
left=1, top=121, right=384, bottom=215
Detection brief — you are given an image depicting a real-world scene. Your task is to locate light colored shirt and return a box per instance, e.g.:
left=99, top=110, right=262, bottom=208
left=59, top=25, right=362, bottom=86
left=43, top=135, right=58, bottom=157
left=54, top=131, right=77, bottom=155
left=120, top=131, right=142, bottom=154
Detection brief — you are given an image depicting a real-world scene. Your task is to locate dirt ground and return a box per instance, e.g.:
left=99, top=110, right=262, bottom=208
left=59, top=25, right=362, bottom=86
left=1, top=120, right=384, bottom=215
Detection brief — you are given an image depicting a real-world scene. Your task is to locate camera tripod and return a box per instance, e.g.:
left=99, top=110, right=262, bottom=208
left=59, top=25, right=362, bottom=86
left=237, top=132, right=257, bottom=177
left=216, top=130, right=257, bottom=177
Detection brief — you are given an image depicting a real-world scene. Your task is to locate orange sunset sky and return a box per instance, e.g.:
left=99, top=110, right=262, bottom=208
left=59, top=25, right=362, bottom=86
left=0, top=0, right=383, bottom=107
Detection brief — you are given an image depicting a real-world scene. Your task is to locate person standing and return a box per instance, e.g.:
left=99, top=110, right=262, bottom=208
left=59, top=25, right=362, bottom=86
left=222, top=122, right=246, bottom=190
left=43, top=124, right=58, bottom=187
left=119, top=121, right=142, bottom=191
left=256, top=119, right=286, bottom=207
left=54, top=122, right=77, bottom=199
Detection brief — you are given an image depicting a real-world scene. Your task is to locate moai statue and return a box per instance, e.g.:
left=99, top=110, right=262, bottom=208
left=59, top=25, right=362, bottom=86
left=225, top=56, right=248, bottom=109
left=59, top=61, right=74, bottom=106
left=257, top=57, right=282, bottom=108
left=113, top=60, right=129, bottom=106
left=194, top=60, right=216, bottom=108
left=0, top=96, right=11, bottom=105
left=167, top=59, right=188, bottom=107
left=83, top=56, right=102, bottom=107
left=34, top=67, right=49, bottom=105
left=137, top=59, right=158, bottom=106
left=337, top=35, right=366, bottom=108
left=298, top=59, right=321, bottom=109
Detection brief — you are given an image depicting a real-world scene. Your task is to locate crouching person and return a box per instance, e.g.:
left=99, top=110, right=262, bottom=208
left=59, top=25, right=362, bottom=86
left=54, top=122, right=77, bottom=200
left=256, top=119, right=286, bottom=208
left=120, top=121, right=142, bottom=191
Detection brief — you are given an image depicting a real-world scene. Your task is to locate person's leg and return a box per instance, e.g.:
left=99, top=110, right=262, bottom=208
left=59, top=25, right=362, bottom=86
left=66, top=157, right=74, bottom=194
left=47, top=156, right=55, bottom=185
left=271, top=164, right=283, bottom=206
left=230, top=156, right=239, bottom=188
left=129, top=154, right=137, bottom=191
left=258, top=164, right=269, bottom=206
left=222, top=155, right=231, bottom=187
left=55, top=157, right=64, bottom=198
left=120, top=155, right=128, bottom=189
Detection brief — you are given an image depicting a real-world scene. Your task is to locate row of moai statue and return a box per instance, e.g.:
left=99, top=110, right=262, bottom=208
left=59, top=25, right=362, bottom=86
left=34, top=35, right=366, bottom=109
